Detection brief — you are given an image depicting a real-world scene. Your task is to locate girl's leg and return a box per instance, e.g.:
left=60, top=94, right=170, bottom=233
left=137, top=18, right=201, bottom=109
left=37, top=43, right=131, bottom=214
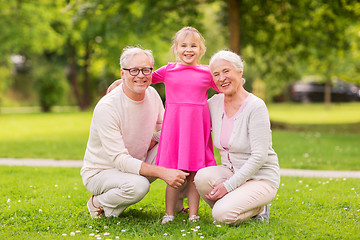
left=165, top=184, right=181, bottom=216
left=187, top=171, right=200, bottom=218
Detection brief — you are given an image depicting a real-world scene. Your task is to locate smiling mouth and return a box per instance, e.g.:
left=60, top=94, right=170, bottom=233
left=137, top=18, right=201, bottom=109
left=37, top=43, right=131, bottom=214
left=221, top=82, right=230, bottom=87
left=134, top=80, right=148, bottom=85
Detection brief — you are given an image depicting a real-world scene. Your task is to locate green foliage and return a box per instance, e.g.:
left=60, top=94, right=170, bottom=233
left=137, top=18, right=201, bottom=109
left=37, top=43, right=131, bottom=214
left=33, top=62, right=68, bottom=112
left=0, top=166, right=359, bottom=239
left=231, top=0, right=360, bottom=100
left=0, top=64, right=12, bottom=109
left=1, top=0, right=360, bottom=108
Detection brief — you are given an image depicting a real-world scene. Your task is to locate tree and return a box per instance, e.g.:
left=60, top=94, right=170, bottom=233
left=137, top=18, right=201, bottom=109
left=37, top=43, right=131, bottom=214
left=33, top=58, right=67, bottom=112
left=222, top=0, right=360, bottom=102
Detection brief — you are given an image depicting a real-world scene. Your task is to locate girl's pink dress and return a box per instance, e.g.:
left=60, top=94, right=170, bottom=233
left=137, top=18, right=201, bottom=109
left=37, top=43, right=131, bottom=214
left=153, top=63, right=217, bottom=171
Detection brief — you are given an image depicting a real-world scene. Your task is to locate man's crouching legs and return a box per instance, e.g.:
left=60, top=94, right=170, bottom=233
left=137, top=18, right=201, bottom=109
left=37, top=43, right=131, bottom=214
left=85, top=169, right=150, bottom=217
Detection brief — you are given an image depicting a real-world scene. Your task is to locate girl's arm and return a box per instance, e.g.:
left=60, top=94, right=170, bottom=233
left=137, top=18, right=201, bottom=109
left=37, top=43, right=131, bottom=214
left=106, top=79, right=122, bottom=94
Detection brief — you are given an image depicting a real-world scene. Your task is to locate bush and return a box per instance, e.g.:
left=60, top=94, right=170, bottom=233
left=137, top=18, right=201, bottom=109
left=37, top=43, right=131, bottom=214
left=34, top=63, right=67, bottom=112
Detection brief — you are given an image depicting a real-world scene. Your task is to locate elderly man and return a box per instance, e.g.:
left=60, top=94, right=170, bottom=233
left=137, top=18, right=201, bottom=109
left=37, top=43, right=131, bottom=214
left=81, top=47, right=188, bottom=218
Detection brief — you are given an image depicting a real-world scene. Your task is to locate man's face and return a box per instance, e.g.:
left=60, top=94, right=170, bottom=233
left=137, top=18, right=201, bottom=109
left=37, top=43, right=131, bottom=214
left=121, top=53, right=152, bottom=101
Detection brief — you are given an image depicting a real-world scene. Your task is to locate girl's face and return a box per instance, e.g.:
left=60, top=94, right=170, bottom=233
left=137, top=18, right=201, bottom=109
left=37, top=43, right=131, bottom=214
left=175, top=35, right=201, bottom=66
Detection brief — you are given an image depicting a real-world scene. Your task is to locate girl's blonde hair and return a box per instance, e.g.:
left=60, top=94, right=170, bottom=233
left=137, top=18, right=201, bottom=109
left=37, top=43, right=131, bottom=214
left=171, top=26, right=206, bottom=60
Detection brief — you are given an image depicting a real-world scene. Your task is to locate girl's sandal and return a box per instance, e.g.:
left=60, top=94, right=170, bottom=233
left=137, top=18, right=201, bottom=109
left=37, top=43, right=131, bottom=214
left=161, top=214, right=175, bottom=224
left=188, top=215, right=200, bottom=223
left=177, top=207, right=189, bottom=214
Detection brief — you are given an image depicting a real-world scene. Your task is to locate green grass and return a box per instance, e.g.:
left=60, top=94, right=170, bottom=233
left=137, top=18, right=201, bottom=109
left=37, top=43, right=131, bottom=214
left=0, top=112, right=91, bottom=159
left=273, top=130, right=360, bottom=170
left=0, top=166, right=359, bottom=239
left=1, top=104, right=359, bottom=239
left=268, top=102, right=360, bottom=124
left=1, top=103, right=360, bottom=170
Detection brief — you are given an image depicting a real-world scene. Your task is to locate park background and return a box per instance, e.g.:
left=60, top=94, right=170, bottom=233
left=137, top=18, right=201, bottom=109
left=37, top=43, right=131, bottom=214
left=0, top=0, right=360, bottom=239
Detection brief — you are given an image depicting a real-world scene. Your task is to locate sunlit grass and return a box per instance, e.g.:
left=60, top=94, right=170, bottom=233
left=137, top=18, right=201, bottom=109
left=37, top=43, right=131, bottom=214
left=1, top=104, right=360, bottom=170
left=0, top=166, right=359, bottom=239
left=273, top=130, right=360, bottom=170
left=268, top=102, right=360, bottom=124
left=0, top=112, right=91, bottom=159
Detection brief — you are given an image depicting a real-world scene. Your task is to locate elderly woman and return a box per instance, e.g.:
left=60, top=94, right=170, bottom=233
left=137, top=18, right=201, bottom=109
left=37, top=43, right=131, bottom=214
left=194, top=50, right=280, bottom=225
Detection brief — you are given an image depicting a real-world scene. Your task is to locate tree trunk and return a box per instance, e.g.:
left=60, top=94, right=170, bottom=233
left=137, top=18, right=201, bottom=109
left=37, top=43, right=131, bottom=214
left=227, top=0, right=241, bottom=54
left=68, top=42, right=84, bottom=110
left=324, top=79, right=331, bottom=108
left=82, top=41, right=92, bottom=109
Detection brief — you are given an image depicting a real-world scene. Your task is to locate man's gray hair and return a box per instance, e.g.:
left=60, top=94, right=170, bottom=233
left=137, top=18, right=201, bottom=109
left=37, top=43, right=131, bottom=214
left=120, top=47, right=154, bottom=68
left=209, top=50, right=244, bottom=72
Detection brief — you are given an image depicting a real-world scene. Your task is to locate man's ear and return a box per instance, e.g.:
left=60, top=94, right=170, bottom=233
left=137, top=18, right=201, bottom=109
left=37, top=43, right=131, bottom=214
left=120, top=69, right=125, bottom=79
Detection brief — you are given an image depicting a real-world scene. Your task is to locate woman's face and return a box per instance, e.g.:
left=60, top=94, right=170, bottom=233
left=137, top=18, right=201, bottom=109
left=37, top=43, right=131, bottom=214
left=210, top=59, right=243, bottom=96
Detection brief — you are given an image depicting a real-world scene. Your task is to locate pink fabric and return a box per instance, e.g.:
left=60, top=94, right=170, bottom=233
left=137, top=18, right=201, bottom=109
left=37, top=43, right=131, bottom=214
left=153, top=63, right=218, bottom=171
left=220, top=115, right=233, bottom=149
left=220, top=95, right=250, bottom=149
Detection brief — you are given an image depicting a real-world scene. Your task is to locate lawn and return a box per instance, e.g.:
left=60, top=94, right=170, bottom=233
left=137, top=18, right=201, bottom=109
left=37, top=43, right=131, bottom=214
left=1, top=103, right=360, bottom=170
left=0, top=112, right=91, bottom=160
left=0, top=166, right=359, bottom=239
left=0, top=103, right=359, bottom=239
left=267, top=102, right=360, bottom=124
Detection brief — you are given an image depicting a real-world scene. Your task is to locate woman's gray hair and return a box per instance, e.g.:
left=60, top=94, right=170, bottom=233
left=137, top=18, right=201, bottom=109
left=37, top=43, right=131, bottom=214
left=209, top=50, right=245, bottom=84
left=120, top=46, right=154, bottom=68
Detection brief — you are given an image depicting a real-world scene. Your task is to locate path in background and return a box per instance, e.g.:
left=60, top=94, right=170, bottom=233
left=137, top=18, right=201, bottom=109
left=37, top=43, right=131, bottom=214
left=1, top=158, right=360, bottom=178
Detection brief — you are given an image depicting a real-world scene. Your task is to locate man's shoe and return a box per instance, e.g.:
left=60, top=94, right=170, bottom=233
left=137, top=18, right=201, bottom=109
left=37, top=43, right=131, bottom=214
left=252, top=204, right=270, bottom=223
left=87, top=195, right=104, bottom=218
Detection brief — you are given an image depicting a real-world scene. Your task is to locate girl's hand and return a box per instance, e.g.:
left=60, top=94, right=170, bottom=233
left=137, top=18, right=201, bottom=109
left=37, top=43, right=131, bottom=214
left=148, top=140, right=157, bottom=150
left=106, top=79, right=122, bottom=94
left=205, top=183, right=228, bottom=201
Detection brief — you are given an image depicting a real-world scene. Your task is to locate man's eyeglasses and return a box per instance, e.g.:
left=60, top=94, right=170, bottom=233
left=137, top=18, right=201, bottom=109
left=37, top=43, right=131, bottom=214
left=122, top=68, right=153, bottom=76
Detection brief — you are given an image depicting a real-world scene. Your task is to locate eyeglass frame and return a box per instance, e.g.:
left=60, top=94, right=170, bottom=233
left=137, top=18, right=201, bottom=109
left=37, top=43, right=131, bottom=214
left=122, top=67, right=153, bottom=76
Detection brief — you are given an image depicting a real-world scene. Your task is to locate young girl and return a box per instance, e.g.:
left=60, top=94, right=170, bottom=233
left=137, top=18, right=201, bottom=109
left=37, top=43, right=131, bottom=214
left=152, top=27, right=217, bottom=224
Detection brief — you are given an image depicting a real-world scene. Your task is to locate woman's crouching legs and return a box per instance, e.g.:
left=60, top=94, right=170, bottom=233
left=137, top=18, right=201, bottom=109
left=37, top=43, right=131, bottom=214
left=212, top=180, right=277, bottom=225
left=194, top=165, right=233, bottom=208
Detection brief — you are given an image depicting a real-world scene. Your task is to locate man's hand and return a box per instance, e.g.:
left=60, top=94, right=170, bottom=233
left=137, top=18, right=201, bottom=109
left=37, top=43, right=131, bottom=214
left=205, top=183, right=228, bottom=201
left=106, top=79, right=123, bottom=94
left=139, top=162, right=189, bottom=189
left=161, top=168, right=189, bottom=189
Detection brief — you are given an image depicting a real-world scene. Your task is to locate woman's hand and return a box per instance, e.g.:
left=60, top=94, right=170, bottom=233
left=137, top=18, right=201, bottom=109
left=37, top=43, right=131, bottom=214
left=106, top=79, right=122, bottom=94
left=205, top=183, right=228, bottom=201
